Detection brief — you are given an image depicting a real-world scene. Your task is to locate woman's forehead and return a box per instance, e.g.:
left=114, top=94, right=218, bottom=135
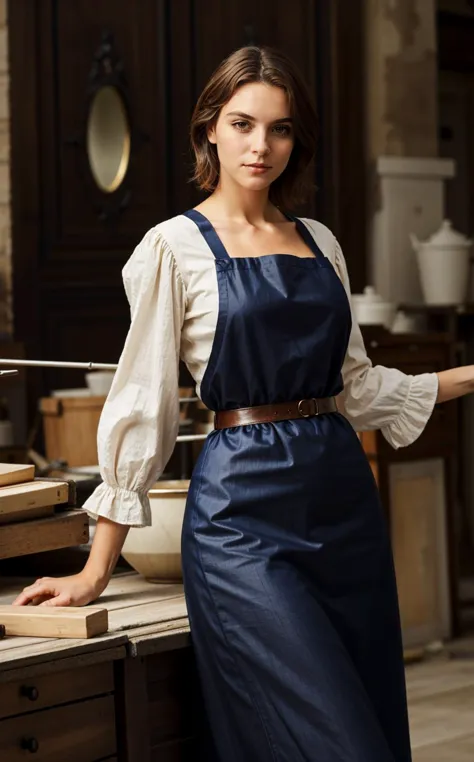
left=222, top=83, right=290, bottom=120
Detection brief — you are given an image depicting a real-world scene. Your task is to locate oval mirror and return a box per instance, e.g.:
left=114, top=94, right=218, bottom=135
left=86, top=86, right=131, bottom=193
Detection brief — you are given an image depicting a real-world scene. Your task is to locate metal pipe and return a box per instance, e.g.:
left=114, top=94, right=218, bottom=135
left=0, top=358, right=118, bottom=370
left=176, top=433, right=208, bottom=442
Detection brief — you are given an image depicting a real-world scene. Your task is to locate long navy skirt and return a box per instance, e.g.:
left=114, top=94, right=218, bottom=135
left=181, top=209, right=412, bottom=762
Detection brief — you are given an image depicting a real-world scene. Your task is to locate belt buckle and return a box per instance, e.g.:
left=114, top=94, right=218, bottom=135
left=297, top=398, right=319, bottom=418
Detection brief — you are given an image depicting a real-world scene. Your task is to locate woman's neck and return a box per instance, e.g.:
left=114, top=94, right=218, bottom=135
left=203, top=181, right=283, bottom=225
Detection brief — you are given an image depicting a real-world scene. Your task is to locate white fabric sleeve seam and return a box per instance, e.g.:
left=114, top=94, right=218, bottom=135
left=155, top=229, right=188, bottom=309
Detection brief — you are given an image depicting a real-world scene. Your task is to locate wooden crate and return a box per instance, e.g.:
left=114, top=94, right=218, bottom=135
left=39, top=395, right=106, bottom=467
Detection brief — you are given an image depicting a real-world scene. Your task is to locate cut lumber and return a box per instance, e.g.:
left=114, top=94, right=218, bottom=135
left=0, top=605, right=108, bottom=638
left=0, top=464, right=35, bottom=488
left=0, top=480, right=69, bottom=518
left=0, top=510, right=89, bottom=559
left=0, top=505, right=54, bottom=525
left=34, top=476, right=77, bottom=507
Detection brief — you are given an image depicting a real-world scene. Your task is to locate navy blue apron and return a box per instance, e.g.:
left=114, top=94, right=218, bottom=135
left=181, top=209, right=412, bottom=762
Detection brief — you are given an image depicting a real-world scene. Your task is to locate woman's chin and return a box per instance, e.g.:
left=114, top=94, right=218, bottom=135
left=236, top=175, right=274, bottom=191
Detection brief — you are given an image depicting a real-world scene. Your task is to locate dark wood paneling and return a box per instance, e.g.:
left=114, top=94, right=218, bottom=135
left=326, top=0, right=367, bottom=289
left=438, top=11, right=474, bottom=72
left=39, top=290, right=130, bottom=392
left=9, top=0, right=367, bottom=413
left=38, top=0, right=168, bottom=258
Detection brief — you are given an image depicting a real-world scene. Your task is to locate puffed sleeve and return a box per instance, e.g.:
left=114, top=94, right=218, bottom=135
left=82, top=227, right=186, bottom=527
left=334, top=239, right=439, bottom=449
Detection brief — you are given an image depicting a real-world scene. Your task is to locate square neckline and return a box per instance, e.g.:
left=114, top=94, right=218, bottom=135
left=183, top=208, right=325, bottom=264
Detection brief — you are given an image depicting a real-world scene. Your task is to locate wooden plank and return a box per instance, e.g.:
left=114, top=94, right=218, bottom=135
left=0, top=480, right=69, bottom=517
left=412, top=731, right=474, bottom=761
left=0, top=661, right=114, bottom=719
left=0, top=604, right=108, bottom=638
left=34, top=476, right=77, bottom=507
left=0, top=463, right=34, bottom=487
left=98, top=575, right=184, bottom=611
left=406, top=659, right=474, bottom=703
left=127, top=618, right=190, bottom=642
left=0, top=632, right=128, bottom=673
left=0, top=505, right=54, bottom=524
left=108, top=597, right=187, bottom=631
left=408, top=683, right=474, bottom=748
left=128, top=625, right=190, bottom=658
left=0, top=510, right=89, bottom=559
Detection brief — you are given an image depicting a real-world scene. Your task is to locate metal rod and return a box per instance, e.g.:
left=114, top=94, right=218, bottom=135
left=176, top=434, right=208, bottom=442
left=0, top=358, right=118, bottom=370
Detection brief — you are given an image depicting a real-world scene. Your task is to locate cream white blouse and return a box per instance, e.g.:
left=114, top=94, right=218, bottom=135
left=83, top=214, right=439, bottom=527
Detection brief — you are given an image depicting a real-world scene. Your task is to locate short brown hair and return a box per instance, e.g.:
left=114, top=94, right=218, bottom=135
left=190, top=46, right=318, bottom=210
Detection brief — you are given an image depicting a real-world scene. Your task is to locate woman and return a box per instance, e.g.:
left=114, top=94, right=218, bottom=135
left=14, top=46, right=474, bottom=761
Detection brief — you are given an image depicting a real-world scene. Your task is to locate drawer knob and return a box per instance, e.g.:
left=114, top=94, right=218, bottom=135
left=20, top=685, right=39, bottom=701
left=20, top=737, right=39, bottom=753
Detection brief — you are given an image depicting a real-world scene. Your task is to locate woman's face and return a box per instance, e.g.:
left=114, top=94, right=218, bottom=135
left=208, top=82, right=294, bottom=192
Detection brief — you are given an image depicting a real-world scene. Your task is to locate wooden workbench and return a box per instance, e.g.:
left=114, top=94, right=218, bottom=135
left=0, top=572, right=204, bottom=762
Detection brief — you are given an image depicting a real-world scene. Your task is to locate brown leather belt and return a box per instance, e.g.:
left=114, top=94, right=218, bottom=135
left=214, top=397, right=338, bottom=430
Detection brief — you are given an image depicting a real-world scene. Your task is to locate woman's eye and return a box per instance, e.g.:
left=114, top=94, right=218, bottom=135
left=233, top=121, right=250, bottom=131
left=273, top=124, right=291, bottom=136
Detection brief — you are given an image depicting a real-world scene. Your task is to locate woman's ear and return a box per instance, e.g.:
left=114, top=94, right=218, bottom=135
left=207, top=124, right=217, bottom=145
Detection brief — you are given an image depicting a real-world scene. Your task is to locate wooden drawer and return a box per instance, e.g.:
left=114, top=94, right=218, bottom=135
left=0, top=695, right=116, bottom=761
left=0, top=662, right=113, bottom=719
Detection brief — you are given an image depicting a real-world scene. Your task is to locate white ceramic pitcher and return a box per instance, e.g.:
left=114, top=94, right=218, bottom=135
left=410, top=220, right=472, bottom=305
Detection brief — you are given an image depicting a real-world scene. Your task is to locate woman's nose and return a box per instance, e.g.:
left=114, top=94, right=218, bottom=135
left=251, top=130, right=270, bottom=157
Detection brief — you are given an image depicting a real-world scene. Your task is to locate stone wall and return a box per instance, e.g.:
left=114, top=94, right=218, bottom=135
left=0, top=0, right=10, bottom=335
left=365, top=0, right=438, bottom=161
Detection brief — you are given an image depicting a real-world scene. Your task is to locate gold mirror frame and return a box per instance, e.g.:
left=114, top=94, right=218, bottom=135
left=86, top=85, right=131, bottom=193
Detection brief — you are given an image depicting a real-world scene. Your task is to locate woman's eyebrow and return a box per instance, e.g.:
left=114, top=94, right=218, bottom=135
left=226, top=110, right=293, bottom=123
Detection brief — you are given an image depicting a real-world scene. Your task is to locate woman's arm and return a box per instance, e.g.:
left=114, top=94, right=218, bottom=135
left=12, top=518, right=129, bottom=606
left=436, top=366, right=474, bottom=403
left=13, top=226, right=187, bottom=606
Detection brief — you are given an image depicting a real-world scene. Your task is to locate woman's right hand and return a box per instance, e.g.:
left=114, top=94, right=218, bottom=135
left=11, top=572, right=104, bottom=608
left=11, top=516, right=130, bottom=608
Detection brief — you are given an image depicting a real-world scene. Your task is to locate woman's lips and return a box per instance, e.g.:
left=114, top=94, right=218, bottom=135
left=245, top=164, right=271, bottom=174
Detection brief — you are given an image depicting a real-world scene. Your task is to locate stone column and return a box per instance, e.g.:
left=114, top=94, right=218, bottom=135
left=364, top=0, right=454, bottom=303
left=365, top=0, right=438, bottom=161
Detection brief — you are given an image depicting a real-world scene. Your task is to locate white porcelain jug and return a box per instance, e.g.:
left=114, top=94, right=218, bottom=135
left=410, top=220, right=472, bottom=305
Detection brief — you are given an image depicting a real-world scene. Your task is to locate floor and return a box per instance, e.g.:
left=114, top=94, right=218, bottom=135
left=407, top=637, right=474, bottom=761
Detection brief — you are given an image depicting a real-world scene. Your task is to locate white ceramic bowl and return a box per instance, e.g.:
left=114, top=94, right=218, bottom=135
left=353, top=301, right=396, bottom=329
left=85, top=371, right=115, bottom=396
left=120, top=480, right=190, bottom=582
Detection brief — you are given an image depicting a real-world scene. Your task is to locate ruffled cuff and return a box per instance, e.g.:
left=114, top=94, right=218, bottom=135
left=381, top=372, right=439, bottom=449
left=82, top=482, right=152, bottom=528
